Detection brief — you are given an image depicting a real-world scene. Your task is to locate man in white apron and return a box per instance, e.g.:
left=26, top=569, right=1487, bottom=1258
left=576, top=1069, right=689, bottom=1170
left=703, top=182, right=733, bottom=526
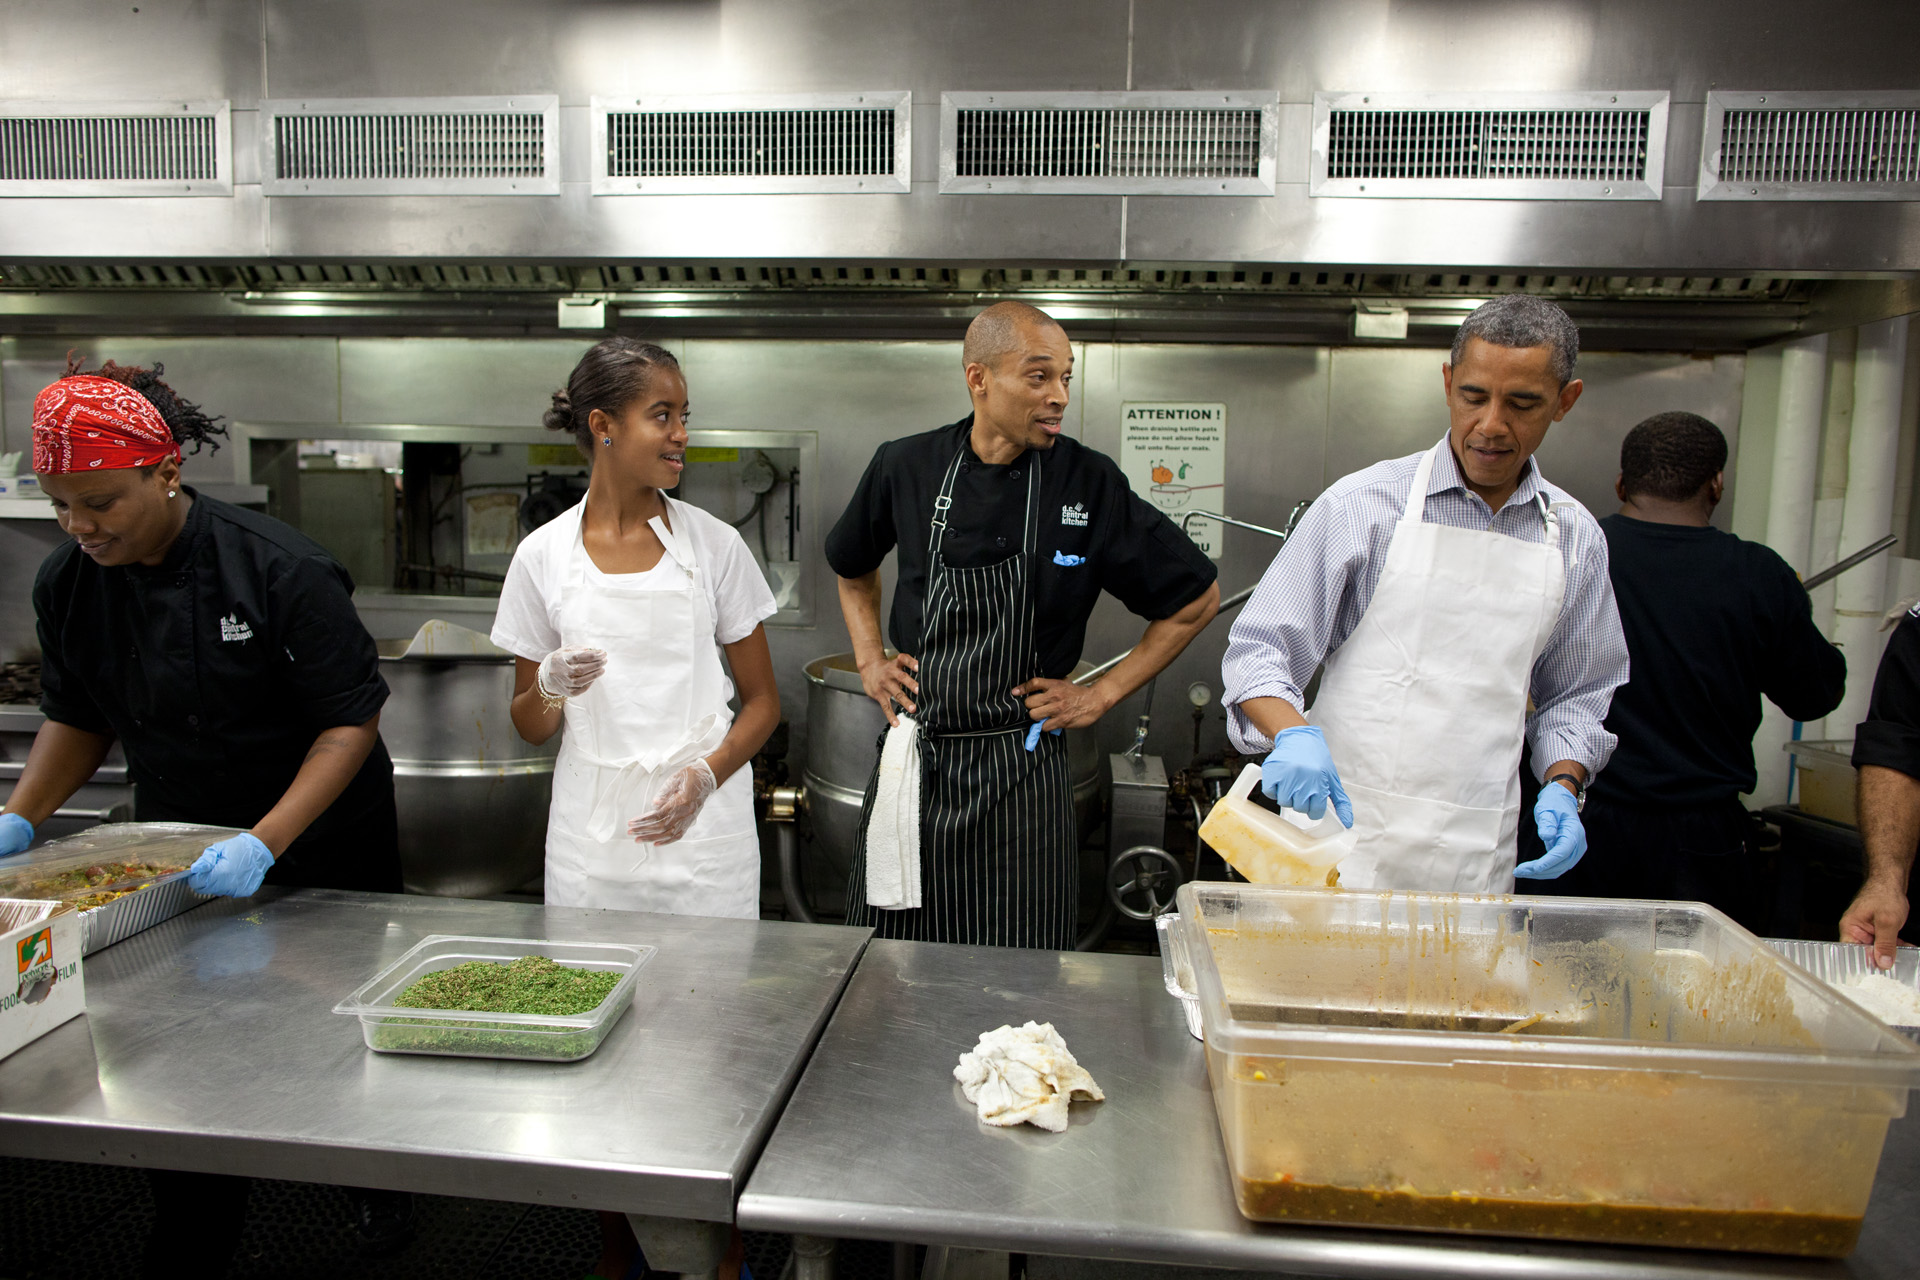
left=1222, top=295, right=1630, bottom=893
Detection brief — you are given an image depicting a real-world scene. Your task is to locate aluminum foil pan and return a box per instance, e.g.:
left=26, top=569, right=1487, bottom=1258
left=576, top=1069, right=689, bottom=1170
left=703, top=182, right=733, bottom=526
left=0, top=823, right=235, bottom=955
left=1765, top=938, right=1920, bottom=1034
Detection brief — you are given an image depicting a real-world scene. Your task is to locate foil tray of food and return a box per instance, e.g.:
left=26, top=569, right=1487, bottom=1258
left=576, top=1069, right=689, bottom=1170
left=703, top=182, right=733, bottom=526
left=0, top=823, right=238, bottom=954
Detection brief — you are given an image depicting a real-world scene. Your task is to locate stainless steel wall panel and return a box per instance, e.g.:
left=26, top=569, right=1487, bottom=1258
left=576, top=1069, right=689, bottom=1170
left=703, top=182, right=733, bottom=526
left=337, top=337, right=624, bottom=428
left=0, top=0, right=264, bottom=106
left=1120, top=187, right=1920, bottom=273
left=264, top=0, right=1130, bottom=104
left=1126, top=0, right=1920, bottom=103
left=263, top=185, right=1126, bottom=261
left=0, top=188, right=268, bottom=258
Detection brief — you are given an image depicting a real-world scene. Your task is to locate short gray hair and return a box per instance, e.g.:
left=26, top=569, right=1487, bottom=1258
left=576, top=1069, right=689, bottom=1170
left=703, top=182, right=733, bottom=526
left=1450, top=295, right=1580, bottom=384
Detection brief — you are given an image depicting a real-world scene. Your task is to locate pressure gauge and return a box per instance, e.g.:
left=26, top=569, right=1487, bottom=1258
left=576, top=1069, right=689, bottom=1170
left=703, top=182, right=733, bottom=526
left=1187, top=681, right=1213, bottom=708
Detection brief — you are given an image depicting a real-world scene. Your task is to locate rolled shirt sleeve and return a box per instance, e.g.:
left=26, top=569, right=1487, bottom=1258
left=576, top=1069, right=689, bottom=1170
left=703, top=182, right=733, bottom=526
left=1524, top=514, right=1629, bottom=780
left=1221, top=496, right=1364, bottom=755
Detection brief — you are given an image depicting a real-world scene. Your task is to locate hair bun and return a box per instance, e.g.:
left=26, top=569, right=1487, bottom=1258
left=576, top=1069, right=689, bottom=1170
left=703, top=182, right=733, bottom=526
left=542, top=389, right=574, bottom=434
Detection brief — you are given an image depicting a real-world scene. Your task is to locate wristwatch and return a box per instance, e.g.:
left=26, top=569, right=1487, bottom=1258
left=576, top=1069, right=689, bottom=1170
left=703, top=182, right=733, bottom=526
left=1545, top=772, right=1587, bottom=813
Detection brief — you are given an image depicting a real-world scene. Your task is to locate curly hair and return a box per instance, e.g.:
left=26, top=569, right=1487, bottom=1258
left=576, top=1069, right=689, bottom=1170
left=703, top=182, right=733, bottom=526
left=63, top=355, right=228, bottom=457
left=1620, top=411, right=1728, bottom=502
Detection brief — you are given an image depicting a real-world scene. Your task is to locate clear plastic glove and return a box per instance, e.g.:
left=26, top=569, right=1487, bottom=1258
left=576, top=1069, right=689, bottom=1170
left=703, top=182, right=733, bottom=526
left=187, top=832, right=276, bottom=898
left=1259, top=726, right=1354, bottom=828
left=0, top=812, right=32, bottom=857
left=1517, top=783, right=1587, bottom=879
left=537, top=645, right=608, bottom=700
left=628, top=759, right=718, bottom=845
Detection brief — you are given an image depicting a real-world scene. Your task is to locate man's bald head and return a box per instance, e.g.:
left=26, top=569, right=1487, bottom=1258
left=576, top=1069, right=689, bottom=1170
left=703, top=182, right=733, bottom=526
left=963, top=301, right=1064, bottom=372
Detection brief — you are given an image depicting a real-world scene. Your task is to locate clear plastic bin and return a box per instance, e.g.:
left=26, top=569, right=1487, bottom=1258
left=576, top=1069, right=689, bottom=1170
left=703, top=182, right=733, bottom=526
left=1162, top=883, right=1920, bottom=1257
left=333, top=934, right=653, bottom=1062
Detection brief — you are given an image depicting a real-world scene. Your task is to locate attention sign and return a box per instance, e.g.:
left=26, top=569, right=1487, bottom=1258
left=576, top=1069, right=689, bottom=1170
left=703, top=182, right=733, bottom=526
left=1119, top=402, right=1226, bottom=560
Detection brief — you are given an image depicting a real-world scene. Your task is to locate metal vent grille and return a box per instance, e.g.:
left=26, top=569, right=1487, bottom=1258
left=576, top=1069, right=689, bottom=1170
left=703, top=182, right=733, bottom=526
left=0, top=101, right=231, bottom=196
left=260, top=96, right=558, bottom=195
left=1312, top=92, right=1667, bottom=199
left=1700, top=92, right=1920, bottom=200
left=592, top=94, right=909, bottom=194
left=941, top=92, right=1277, bottom=194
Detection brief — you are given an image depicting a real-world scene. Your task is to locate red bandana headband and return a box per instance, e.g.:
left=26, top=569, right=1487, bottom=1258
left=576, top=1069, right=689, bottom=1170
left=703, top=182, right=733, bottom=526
left=32, top=375, right=180, bottom=475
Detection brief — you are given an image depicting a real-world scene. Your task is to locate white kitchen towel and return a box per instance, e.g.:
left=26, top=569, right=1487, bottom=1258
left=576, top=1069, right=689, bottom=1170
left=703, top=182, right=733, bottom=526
left=953, top=1021, right=1104, bottom=1132
left=864, top=714, right=922, bottom=909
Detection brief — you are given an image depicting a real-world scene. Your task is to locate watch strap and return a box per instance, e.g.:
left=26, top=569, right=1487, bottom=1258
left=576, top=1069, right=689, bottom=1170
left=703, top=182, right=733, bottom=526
left=1544, top=772, right=1586, bottom=812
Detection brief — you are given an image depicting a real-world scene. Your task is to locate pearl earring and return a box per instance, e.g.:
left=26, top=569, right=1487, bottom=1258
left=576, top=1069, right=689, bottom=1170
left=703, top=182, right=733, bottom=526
left=167, top=490, right=177, bottom=498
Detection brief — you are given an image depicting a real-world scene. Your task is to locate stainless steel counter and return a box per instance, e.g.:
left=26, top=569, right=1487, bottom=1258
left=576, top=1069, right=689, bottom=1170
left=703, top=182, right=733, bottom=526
left=738, top=940, right=1920, bottom=1280
left=0, top=888, right=871, bottom=1223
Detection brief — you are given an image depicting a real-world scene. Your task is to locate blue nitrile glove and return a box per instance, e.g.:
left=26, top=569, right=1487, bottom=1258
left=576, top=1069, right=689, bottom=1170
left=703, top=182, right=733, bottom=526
left=187, top=832, right=276, bottom=898
left=1024, top=721, right=1065, bottom=752
left=1260, top=726, right=1353, bottom=828
left=0, top=812, right=32, bottom=857
left=1517, top=782, right=1587, bottom=879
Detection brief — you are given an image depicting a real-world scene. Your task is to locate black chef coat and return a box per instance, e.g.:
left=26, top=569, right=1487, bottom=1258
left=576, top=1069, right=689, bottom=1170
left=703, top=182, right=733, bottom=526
left=1591, top=514, right=1846, bottom=807
left=1855, top=609, right=1920, bottom=778
left=33, top=489, right=399, bottom=890
left=825, top=416, right=1218, bottom=678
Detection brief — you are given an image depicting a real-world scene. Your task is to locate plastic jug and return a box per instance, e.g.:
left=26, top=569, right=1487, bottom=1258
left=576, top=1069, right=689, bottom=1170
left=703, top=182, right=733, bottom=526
left=1198, top=763, right=1354, bottom=887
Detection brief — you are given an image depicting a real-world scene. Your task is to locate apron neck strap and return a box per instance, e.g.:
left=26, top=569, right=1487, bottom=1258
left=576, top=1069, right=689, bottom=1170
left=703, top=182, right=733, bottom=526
left=926, top=446, right=966, bottom=562
left=1403, top=439, right=1445, bottom=525
left=925, top=444, right=1041, bottom=560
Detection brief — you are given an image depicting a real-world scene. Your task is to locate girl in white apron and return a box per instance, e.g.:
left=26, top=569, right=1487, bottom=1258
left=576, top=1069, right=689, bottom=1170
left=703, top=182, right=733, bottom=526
left=492, top=338, right=776, bottom=1280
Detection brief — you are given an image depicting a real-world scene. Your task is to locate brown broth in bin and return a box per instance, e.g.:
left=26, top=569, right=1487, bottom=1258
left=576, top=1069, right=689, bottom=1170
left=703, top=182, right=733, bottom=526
left=1240, top=1178, right=1863, bottom=1257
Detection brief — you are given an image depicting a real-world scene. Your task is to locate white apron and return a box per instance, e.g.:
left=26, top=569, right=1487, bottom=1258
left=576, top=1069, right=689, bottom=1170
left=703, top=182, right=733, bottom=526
left=543, top=498, right=760, bottom=918
left=1310, top=440, right=1567, bottom=894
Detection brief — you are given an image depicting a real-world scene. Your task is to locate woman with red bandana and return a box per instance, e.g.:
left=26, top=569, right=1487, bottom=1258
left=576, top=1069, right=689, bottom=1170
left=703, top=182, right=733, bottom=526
left=0, top=360, right=412, bottom=1270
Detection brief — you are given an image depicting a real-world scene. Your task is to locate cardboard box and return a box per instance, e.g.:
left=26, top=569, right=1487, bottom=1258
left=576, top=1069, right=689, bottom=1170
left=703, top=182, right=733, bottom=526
left=0, top=899, right=86, bottom=1060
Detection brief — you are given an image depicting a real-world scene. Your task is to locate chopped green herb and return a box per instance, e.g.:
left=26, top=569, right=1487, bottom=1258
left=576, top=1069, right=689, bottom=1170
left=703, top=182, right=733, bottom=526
left=392, top=955, right=620, bottom=1017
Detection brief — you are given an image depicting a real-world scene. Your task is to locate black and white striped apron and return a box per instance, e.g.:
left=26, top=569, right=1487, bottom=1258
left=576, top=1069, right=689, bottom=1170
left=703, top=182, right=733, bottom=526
left=845, top=447, right=1078, bottom=949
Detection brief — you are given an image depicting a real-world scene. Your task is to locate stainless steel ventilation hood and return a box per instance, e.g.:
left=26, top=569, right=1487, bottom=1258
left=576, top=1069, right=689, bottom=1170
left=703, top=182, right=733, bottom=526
left=0, top=0, right=1915, bottom=346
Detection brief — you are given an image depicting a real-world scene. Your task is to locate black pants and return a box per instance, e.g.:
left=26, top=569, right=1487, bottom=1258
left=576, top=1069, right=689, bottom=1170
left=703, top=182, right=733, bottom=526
left=1529, top=794, right=1766, bottom=933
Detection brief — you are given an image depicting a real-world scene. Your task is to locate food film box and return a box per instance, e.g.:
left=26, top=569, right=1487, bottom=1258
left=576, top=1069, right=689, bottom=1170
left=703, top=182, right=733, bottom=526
left=0, top=899, right=86, bottom=1060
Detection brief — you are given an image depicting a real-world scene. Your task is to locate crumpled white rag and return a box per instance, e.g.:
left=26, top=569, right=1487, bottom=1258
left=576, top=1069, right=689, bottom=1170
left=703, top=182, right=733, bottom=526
left=864, top=715, right=921, bottom=909
left=953, top=1021, right=1104, bottom=1132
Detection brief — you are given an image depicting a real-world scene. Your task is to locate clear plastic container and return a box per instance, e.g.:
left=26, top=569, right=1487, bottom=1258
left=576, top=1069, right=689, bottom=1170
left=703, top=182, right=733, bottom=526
left=333, top=935, right=653, bottom=1062
left=1163, top=882, right=1920, bottom=1257
left=1196, top=764, right=1353, bottom=887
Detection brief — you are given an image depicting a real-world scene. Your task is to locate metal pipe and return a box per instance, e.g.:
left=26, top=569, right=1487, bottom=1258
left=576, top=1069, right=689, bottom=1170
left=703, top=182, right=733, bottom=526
left=1802, top=533, right=1899, bottom=591
left=1071, top=583, right=1258, bottom=687
left=773, top=822, right=817, bottom=924
left=791, top=1233, right=835, bottom=1280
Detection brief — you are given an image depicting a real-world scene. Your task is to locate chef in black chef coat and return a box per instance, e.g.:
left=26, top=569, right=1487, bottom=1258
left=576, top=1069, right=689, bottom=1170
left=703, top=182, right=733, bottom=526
left=1528, top=411, right=1845, bottom=930
left=1842, top=607, right=1920, bottom=968
left=1, top=362, right=400, bottom=892
left=0, top=362, right=412, bottom=1276
left=826, top=301, right=1220, bottom=949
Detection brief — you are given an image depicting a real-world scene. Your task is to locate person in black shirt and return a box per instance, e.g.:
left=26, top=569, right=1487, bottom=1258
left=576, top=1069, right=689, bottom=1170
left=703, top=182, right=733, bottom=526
left=0, top=360, right=409, bottom=1275
left=1843, top=609, right=1920, bottom=966
left=1535, top=411, right=1845, bottom=929
left=827, top=301, right=1220, bottom=948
